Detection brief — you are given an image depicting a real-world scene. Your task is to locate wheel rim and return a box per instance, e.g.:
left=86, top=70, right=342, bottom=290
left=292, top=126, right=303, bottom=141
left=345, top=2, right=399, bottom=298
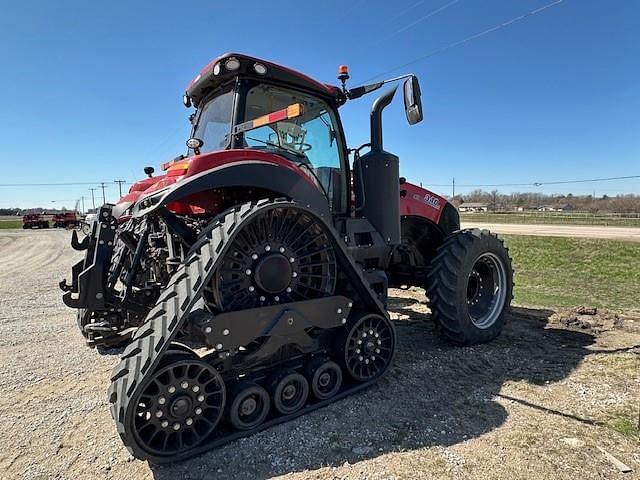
left=466, top=252, right=508, bottom=329
left=344, top=314, right=394, bottom=382
left=230, top=384, right=270, bottom=430
left=310, top=360, right=342, bottom=400
left=131, top=359, right=225, bottom=456
left=274, top=373, right=308, bottom=414
left=207, top=207, right=336, bottom=311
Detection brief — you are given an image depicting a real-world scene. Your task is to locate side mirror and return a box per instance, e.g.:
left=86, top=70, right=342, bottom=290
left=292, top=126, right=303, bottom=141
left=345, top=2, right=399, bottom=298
left=403, top=76, right=423, bottom=125
left=144, top=166, right=155, bottom=177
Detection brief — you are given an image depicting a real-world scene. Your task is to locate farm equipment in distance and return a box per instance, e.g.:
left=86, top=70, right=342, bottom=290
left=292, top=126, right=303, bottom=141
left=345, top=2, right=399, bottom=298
left=52, top=212, right=80, bottom=229
left=22, top=214, right=49, bottom=229
left=60, top=53, right=513, bottom=463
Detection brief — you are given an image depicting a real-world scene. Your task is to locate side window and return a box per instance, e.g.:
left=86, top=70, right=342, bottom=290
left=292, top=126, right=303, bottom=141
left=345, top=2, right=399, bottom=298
left=244, top=85, right=345, bottom=212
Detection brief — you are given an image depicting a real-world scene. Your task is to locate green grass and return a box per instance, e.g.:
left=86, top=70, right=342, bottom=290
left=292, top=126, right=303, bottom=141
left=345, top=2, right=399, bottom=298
left=608, top=412, right=640, bottom=441
left=504, top=235, right=640, bottom=311
left=461, top=212, right=640, bottom=227
left=0, top=219, right=23, bottom=229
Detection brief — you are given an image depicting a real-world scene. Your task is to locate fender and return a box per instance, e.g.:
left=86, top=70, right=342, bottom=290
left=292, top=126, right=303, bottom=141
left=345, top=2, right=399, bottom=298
left=132, top=158, right=331, bottom=219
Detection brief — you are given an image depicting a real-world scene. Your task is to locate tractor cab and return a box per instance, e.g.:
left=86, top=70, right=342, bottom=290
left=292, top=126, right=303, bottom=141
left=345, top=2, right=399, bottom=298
left=180, top=53, right=423, bottom=217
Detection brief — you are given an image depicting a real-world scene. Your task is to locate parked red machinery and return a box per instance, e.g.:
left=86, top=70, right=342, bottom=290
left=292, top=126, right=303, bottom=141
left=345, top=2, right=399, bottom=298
left=22, top=213, right=49, bottom=229
left=52, top=212, right=80, bottom=228
left=61, top=53, right=513, bottom=463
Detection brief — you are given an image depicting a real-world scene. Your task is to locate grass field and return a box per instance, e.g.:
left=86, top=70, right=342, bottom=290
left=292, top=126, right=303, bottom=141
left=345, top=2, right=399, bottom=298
left=461, top=212, right=640, bottom=227
left=505, top=234, right=640, bottom=311
left=0, top=219, right=23, bottom=229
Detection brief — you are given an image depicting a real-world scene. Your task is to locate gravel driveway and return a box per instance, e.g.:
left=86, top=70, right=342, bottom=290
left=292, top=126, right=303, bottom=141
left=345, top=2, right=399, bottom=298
left=0, top=229, right=638, bottom=480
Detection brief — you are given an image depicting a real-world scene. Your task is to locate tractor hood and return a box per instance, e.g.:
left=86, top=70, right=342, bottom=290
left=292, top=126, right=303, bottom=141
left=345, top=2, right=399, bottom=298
left=114, top=149, right=325, bottom=219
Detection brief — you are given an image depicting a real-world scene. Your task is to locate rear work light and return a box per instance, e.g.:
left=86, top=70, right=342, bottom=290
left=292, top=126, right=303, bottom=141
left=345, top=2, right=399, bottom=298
left=233, top=103, right=304, bottom=134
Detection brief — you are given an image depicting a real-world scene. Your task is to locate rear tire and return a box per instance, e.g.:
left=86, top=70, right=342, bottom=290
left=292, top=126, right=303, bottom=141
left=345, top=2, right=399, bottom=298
left=426, top=229, right=513, bottom=345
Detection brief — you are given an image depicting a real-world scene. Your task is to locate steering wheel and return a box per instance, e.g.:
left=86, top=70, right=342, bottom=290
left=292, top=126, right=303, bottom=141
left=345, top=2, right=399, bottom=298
left=288, top=142, right=312, bottom=152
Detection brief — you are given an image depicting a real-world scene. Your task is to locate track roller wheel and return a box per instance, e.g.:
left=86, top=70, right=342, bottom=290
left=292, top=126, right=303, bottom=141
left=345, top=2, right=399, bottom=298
left=269, top=370, right=309, bottom=415
left=229, top=382, right=270, bottom=430
left=343, top=313, right=395, bottom=382
left=306, top=358, right=342, bottom=400
left=129, top=358, right=225, bottom=457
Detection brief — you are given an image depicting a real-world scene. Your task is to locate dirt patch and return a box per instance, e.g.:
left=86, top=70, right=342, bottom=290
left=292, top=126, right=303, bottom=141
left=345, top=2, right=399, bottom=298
left=549, top=306, right=640, bottom=334
left=1, top=230, right=639, bottom=480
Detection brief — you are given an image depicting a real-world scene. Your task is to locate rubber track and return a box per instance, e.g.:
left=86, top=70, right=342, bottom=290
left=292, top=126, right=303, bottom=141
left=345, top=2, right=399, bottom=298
left=426, top=228, right=513, bottom=344
left=107, top=199, right=389, bottom=462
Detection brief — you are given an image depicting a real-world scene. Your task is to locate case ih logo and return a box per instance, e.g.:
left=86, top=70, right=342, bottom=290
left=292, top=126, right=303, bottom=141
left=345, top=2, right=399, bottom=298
left=413, top=193, right=442, bottom=210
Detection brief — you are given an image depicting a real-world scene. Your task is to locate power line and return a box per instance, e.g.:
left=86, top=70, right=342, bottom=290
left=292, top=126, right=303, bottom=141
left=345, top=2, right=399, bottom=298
left=386, top=0, right=460, bottom=40
left=429, top=175, right=640, bottom=188
left=0, top=181, right=131, bottom=187
left=361, top=0, right=565, bottom=83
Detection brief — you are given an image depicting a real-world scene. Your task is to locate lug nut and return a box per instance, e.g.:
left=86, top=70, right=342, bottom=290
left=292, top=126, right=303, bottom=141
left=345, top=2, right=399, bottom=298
left=248, top=286, right=255, bottom=292
left=259, top=296, right=266, bottom=302
left=337, top=308, right=342, bottom=314
left=356, top=348, right=361, bottom=354
left=358, top=356, right=364, bottom=361
left=158, top=397, right=166, bottom=405
left=155, top=410, right=163, bottom=418
left=341, top=318, right=347, bottom=324
left=265, top=245, right=271, bottom=252
left=348, top=302, right=353, bottom=308
left=186, top=418, right=193, bottom=426
left=192, top=385, right=200, bottom=393
left=274, top=296, right=280, bottom=302
left=377, top=340, right=382, bottom=345
left=173, top=423, right=180, bottom=431
left=372, top=356, right=376, bottom=361
left=195, top=407, right=202, bottom=415
left=198, top=395, right=205, bottom=402
left=362, top=332, right=367, bottom=338
left=357, top=340, right=362, bottom=345
left=289, top=257, right=295, bottom=263
left=223, top=329, right=230, bottom=336
left=161, top=420, right=169, bottom=428
left=369, top=330, right=374, bottom=335
left=205, top=326, right=212, bottom=334
left=252, top=253, right=258, bottom=260
left=245, top=269, right=252, bottom=275
left=286, top=287, right=292, bottom=293
left=292, top=272, right=298, bottom=278
left=374, top=332, right=379, bottom=338
left=279, top=247, right=285, bottom=253
left=168, top=386, right=176, bottom=393
left=375, top=348, right=380, bottom=354
left=216, top=343, right=223, bottom=350
left=365, top=359, right=370, bottom=364
left=181, top=381, right=189, bottom=389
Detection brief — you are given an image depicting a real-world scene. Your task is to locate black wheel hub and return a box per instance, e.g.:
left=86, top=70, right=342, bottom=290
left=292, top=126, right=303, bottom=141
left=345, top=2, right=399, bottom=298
left=466, top=252, right=508, bottom=329
left=130, top=358, right=225, bottom=456
left=239, top=397, right=257, bottom=417
left=207, top=208, right=337, bottom=311
left=254, top=254, right=292, bottom=293
left=344, top=314, right=395, bottom=382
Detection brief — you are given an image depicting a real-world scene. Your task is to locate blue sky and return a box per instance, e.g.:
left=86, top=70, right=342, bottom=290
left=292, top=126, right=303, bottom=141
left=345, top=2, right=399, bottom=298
left=0, top=0, right=638, bottom=208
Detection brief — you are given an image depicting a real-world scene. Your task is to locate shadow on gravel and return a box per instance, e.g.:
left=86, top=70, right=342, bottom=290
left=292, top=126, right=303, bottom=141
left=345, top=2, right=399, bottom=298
left=150, top=301, right=596, bottom=480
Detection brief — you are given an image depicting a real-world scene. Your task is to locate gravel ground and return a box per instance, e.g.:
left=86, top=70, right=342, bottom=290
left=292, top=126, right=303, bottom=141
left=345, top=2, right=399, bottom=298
left=0, top=229, right=638, bottom=480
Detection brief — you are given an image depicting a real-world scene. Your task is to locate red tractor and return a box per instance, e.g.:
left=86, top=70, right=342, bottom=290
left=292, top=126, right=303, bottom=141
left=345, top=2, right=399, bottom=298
left=22, top=213, right=49, bottom=229
left=61, top=53, right=513, bottom=463
left=52, top=212, right=79, bottom=228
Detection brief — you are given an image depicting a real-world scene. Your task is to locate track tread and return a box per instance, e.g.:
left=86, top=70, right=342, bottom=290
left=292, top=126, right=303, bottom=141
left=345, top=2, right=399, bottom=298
left=107, top=199, right=389, bottom=461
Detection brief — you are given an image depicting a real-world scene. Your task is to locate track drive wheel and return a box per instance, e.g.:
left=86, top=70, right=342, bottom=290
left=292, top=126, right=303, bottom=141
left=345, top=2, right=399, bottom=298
left=426, top=228, right=513, bottom=345
left=127, top=357, right=225, bottom=458
left=342, top=313, right=395, bottom=382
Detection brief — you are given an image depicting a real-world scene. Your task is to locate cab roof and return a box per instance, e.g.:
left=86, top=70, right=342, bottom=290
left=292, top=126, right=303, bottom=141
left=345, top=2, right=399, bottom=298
left=186, top=53, right=345, bottom=107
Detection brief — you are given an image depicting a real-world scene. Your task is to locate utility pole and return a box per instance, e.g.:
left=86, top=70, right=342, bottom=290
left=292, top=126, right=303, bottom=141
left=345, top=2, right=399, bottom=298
left=452, top=177, right=455, bottom=198
left=89, top=188, right=97, bottom=210
left=80, top=196, right=85, bottom=214
left=99, top=182, right=107, bottom=205
left=114, top=179, right=126, bottom=197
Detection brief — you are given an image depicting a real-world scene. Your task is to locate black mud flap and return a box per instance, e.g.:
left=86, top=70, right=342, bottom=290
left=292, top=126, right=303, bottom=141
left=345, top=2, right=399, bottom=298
left=60, top=205, right=117, bottom=310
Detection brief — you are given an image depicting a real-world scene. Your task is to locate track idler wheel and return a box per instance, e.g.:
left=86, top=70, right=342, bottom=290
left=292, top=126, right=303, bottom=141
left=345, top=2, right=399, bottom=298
left=228, top=382, right=271, bottom=430
left=129, top=357, right=225, bottom=457
left=343, top=313, right=395, bottom=382
left=306, top=358, right=342, bottom=400
left=269, top=370, right=309, bottom=415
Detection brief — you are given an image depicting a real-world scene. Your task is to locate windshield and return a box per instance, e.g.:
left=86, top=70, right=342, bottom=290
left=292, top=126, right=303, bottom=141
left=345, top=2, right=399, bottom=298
left=191, top=89, right=234, bottom=154
left=243, top=84, right=345, bottom=210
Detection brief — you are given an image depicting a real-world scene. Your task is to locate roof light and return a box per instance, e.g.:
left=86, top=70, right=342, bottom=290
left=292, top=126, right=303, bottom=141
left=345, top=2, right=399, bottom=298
left=186, top=137, right=203, bottom=149
left=225, top=57, right=241, bottom=71
left=254, top=63, right=267, bottom=75
left=213, top=63, right=221, bottom=75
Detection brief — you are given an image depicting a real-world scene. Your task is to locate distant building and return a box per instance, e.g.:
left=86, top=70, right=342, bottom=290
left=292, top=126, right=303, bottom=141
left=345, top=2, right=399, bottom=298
left=458, top=202, right=489, bottom=212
